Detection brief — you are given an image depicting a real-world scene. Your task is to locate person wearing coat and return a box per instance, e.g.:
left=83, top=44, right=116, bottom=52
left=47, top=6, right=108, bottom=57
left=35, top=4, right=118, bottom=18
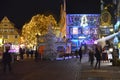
left=2, top=46, right=12, bottom=72
left=78, top=47, right=83, bottom=63
left=94, top=45, right=102, bottom=69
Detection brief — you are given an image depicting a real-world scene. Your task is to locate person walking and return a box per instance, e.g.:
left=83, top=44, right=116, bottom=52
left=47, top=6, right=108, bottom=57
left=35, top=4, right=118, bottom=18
left=78, top=47, right=83, bottom=63
left=89, top=49, right=94, bottom=67
left=19, top=47, right=25, bottom=61
left=2, top=46, right=12, bottom=73
left=34, top=50, right=39, bottom=62
left=94, top=45, right=102, bottom=69
left=75, top=49, right=79, bottom=58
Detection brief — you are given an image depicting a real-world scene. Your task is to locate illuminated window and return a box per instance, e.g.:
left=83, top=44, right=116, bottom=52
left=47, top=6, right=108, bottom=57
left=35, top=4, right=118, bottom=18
left=3, top=35, right=8, bottom=39
left=0, top=29, right=2, bottom=32
left=9, top=29, right=14, bottom=32
left=73, top=28, right=78, bottom=34
left=4, top=29, right=8, bottom=32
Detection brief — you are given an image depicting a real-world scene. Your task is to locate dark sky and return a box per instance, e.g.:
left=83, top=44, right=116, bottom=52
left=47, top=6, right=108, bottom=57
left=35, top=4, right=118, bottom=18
left=0, top=0, right=100, bottom=29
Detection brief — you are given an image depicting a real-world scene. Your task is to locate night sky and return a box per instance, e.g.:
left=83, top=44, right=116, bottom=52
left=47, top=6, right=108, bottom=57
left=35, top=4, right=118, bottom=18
left=0, top=0, right=100, bottom=29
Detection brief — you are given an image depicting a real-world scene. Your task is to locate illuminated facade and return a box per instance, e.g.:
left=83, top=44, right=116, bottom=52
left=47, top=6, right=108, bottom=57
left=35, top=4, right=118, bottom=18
left=100, top=0, right=119, bottom=36
left=100, top=0, right=119, bottom=47
left=0, top=16, right=20, bottom=45
left=100, top=10, right=113, bottom=36
left=66, top=14, right=100, bottom=49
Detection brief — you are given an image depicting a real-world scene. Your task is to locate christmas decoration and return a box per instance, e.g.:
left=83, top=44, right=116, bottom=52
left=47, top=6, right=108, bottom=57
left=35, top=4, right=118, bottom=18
left=43, top=25, right=57, bottom=60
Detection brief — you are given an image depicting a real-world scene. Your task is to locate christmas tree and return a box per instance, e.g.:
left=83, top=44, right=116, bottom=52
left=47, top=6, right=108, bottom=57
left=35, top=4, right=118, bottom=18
left=43, top=25, right=57, bottom=60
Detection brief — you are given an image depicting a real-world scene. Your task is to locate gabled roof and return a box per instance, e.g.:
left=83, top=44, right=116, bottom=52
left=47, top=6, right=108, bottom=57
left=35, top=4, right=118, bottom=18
left=0, top=16, right=20, bottom=35
left=1, top=16, right=10, bottom=23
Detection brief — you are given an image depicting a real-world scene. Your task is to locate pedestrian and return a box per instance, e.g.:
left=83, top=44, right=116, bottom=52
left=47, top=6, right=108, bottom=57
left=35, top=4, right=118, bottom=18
left=29, top=48, right=33, bottom=58
left=30, top=50, right=34, bottom=58
left=89, top=49, right=94, bottom=67
left=102, top=49, right=108, bottom=62
left=94, top=45, right=102, bottom=69
left=78, top=47, right=83, bottom=63
left=34, top=50, right=39, bottom=62
left=19, top=47, right=24, bottom=61
left=26, top=48, right=30, bottom=58
left=2, top=46, right=12, bottom=73
left=75, top=49, right=79, bottom=58
left=81, top=40, right=87, bottom=54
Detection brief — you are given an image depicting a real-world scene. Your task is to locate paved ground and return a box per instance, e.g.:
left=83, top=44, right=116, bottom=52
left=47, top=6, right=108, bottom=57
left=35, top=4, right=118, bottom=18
left=0, top=55, right=120, bottom=80
left=80, top=62, right=120, bottom=80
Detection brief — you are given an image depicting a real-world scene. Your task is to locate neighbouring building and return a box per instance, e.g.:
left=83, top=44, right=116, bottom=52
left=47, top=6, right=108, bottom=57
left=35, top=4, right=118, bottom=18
left=66, top=14, right=100, bottom=50
left=0, top=16, right=20, bottom=51
left=59, top=0, right=101, bottom=51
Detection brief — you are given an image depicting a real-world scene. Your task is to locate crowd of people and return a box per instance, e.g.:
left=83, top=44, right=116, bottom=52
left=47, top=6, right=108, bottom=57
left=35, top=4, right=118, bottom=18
left=0, top=46, right=40, bottom=73
left=0, top=42, right=114, bottom=73
left=75, top=44, right=108, bottom=69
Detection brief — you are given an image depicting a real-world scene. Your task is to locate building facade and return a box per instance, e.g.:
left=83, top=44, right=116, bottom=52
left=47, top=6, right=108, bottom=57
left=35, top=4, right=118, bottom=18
left=0, top=16, right=20, bottom=48
left=66, top=14, right=100, bottom=50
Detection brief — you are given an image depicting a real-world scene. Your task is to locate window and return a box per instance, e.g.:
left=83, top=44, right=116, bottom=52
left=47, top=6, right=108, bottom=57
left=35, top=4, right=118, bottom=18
left=4, top=35, right=8, bottom=39
left=0, top=29, right=2, bottom=32
left=73, top=28, right=78, bottom=34
left=15, top=35, right=18, bottom=38
left=4, top=29, right=8, bottom=32
left=9, top=29, right=14, bottom=32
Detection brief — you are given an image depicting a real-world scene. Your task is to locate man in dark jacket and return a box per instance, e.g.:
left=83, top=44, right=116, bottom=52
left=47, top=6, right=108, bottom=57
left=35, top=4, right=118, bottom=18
left=2, top=46, right=12, bottom=72
left=78, top=47, right=83, bottom=63
left=94, top=45, right=102, bottom=69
